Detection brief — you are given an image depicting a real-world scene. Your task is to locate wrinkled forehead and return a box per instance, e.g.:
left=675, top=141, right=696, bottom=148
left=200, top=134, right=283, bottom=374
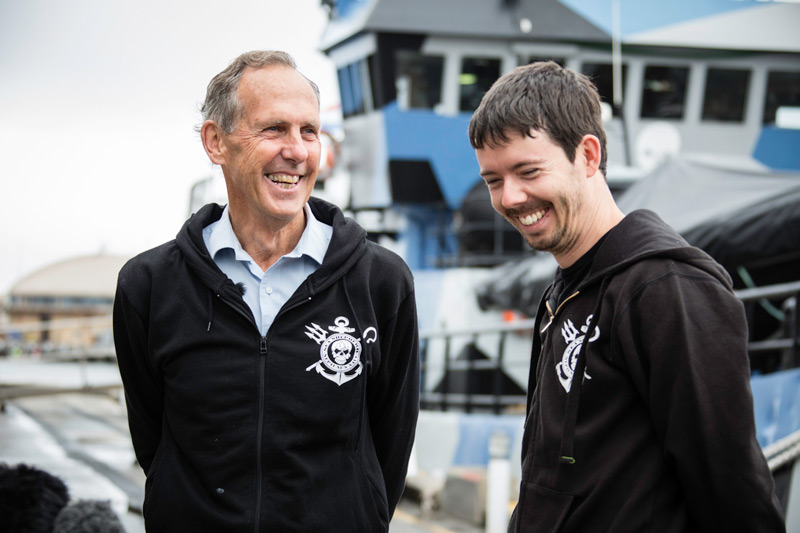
left=235, top=66, right=321, bottom=125
left=239, top=65, right=319, bottom=107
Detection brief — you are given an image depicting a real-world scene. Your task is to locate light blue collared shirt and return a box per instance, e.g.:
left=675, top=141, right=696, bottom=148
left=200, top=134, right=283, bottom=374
left=202, top=204, right=332, bottom=336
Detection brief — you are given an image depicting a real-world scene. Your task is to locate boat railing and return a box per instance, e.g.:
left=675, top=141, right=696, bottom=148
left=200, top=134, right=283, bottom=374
left=764, top=429, right=800, bottom=473
left=419, top=280, right=800, bottom=414
left=1, top=280, right=799, bottom=425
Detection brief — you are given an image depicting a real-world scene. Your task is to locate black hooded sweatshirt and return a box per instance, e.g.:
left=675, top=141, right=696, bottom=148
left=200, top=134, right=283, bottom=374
left=509, top=210, right=784, bottom=532
left=113, top=198, right=419, bottom=532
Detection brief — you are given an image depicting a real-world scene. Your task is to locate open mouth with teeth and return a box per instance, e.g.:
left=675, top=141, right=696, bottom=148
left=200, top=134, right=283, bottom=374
left=518, top=207, right=548, bottom=226
left=267, top=173, right=302, bottom=189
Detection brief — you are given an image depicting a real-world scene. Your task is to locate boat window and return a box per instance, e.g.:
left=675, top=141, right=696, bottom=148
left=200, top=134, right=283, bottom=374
left=582, top=62, right=627, bottom=117
left=763, top=70, right=800, bottom=125
left=337, top=66, right=355, bottom=117
left=337, top=59, right=370, bottom=118
left=640, top=65, right=689, bottom=119
left=702, top=68, right=750, bottom=122
left=395, top=50, right=444, bottom=110
left=349, top=62, right=365, bottom=116
left=460, top=57, right=501, bottom=112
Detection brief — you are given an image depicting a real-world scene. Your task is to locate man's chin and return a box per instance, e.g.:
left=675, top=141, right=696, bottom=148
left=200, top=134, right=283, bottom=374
left=522, top=234, right=555, bottom=253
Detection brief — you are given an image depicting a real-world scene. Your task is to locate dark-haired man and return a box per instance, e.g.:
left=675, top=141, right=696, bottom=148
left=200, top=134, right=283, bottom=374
left=469, top=61, right=784, bottom=532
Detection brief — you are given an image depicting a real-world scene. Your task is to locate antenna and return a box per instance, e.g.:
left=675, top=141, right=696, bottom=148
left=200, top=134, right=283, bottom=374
left=611, top=0, right=631, bottom=166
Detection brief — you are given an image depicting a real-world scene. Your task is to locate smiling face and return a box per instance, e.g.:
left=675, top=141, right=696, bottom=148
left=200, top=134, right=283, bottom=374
left=211, top=64, right=321, bottom=232
left=476, top=129, right=592, bottom=265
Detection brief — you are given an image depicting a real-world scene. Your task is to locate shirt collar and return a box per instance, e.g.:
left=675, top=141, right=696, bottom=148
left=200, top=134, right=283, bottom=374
left=205, top=205, right=253, bottom=262
left=206, top=204, right=331, bottom=266
left=289, top=203, right=332, bottom=266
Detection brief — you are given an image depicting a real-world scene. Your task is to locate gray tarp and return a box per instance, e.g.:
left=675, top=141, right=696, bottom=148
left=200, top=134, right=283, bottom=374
left=477, top=156, right=800, bottom=316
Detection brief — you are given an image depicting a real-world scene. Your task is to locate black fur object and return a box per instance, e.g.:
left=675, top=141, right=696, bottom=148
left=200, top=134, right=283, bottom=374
left=0, top=462, right=70, bottom=533
left=53, top=500, right=126, bottom=533
left=235, top=281, right=247, bottom=295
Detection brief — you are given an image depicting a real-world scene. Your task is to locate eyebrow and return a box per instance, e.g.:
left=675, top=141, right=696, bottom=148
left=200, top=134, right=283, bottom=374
left=480, top=159, right=545, bottom=177
left=254, top=118, right=283, bottom=128
left=253, top=118, right=321, bottom=130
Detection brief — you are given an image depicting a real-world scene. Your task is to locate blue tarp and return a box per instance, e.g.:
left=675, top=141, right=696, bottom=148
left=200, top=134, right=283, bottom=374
left=752, top=367, right=800, bottom=448
left=452, top=414, right=524, bottom=466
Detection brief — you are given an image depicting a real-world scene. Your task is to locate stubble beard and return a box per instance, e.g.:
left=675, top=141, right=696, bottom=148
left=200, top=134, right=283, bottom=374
left=514, top=193, right=582, bottom=257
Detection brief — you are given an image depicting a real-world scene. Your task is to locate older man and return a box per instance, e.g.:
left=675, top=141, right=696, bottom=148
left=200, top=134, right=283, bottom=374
left=114, top=51, right=419, bottom=532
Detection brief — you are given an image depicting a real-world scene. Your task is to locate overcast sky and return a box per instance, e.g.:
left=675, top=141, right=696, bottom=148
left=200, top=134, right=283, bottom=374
left=0, top=0, right=339, bottom=295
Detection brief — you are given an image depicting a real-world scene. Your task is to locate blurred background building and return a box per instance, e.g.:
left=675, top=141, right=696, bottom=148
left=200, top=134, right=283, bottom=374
left=2, top=254, right=128, bottom=355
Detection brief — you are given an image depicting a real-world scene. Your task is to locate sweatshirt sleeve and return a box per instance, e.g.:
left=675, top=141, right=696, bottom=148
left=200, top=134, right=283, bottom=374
left=368, top=288, right=420, bottom=516
left=617, top=270, right=785, bottom=531
left=113, top=272, right=164, bottom=474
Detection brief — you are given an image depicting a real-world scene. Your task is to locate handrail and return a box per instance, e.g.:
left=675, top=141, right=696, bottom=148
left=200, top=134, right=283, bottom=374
left=2, top=281, right=798, bottom=413
left=420, top=319, right=536, bottom=339
left=735, top=280, right=800, bottom=302
left=419, top=279, right=800, bottom=414
left=1, top=281, right=795, bottom=337
left=763, top=429, right=800, bottom=472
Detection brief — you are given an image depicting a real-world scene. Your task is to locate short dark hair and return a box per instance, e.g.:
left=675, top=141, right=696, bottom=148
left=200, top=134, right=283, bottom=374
left=468, top=61, right=607, bottom=176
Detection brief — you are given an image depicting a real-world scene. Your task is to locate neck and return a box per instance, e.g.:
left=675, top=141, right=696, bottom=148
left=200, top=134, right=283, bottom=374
left=229, top=207, right=307, bottom=272
left=555, top=187, right=625, bottom=269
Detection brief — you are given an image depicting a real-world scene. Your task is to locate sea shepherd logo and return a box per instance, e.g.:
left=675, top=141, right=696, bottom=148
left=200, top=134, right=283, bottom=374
left=557, top=315, right=600, bottom=392
left=304, top=316, right=377, bottom=386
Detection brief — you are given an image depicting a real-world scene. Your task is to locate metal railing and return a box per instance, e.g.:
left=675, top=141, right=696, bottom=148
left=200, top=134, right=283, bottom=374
left=764, top=429, right=800, bottom=472
left=2, top=280, right=798, bottom=413
left=419, top=320, right=534, bottom=414
left=420, top=280, right=800, bottom=414
left=738, top=280, right=800, bottom=370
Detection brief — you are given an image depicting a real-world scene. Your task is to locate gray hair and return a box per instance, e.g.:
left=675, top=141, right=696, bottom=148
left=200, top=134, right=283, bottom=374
left=469, top=61, right=607, bottom=176
left=200, top=50, right=321, bottom=134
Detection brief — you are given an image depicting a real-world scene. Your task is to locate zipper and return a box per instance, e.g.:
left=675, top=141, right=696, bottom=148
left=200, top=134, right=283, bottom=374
left=254, top=338, right=267, bottom=533
left=354, top=369, right=367, bottom=452
left=540, top=291, right=580, bottom=332
left=212, top=288, right=266, bottom=531
left=252, top=295, right=312, bottom=531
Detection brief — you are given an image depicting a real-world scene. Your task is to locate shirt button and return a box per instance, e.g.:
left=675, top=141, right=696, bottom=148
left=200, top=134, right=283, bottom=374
left=265, top=287, right=273, bottom=295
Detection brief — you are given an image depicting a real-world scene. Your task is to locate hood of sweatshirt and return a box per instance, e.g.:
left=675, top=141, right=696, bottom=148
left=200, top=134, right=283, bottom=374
left=177, top=198, right=368, bottom=286
left=540, top=209, right=733, bottom=466
left=581, top=209, right=732, bottom=289
left=174, top=198, right=369, bottom=329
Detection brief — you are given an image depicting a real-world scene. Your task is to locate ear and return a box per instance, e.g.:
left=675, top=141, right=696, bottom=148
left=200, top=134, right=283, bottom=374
left=201, top=120, right=227, bottom=165
left=578, top=134, right=602, bottom=178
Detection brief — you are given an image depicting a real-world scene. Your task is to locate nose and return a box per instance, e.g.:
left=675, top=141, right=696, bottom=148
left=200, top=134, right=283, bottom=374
left=281, top=130, right=308, bottom=163
left=501, top=177, right=527, bottom=209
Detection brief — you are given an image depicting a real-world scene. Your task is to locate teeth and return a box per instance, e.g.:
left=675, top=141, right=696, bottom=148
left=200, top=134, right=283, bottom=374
left=268, top=174, right=299, bottom=183
left=267, top=174, right=300, bottom=189
left=519, top=209, right=546, bottom=226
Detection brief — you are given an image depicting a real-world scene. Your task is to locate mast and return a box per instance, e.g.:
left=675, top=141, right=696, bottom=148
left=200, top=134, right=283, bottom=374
left=612, top=0, right=631, bottom=166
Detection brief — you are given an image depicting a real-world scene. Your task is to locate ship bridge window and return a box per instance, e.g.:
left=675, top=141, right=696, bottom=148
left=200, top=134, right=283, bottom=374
left=640, top=65, right=689, bottom=119
left=395, top=50, right=444, bottom=110
left=582, top=62, right=627, bottom=117
left=763, top=70, right=800, bottom=126
left=337, top=58, right=372, bottom=118
left=460, top=57, right=501, bottom=112
left=702, top=68, right=750, bottom=122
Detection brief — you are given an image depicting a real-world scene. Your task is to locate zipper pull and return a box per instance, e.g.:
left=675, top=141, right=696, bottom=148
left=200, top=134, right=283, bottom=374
left=260, top=337, right=267, bottom=354
left=541, top=301, right=556, bottom=332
